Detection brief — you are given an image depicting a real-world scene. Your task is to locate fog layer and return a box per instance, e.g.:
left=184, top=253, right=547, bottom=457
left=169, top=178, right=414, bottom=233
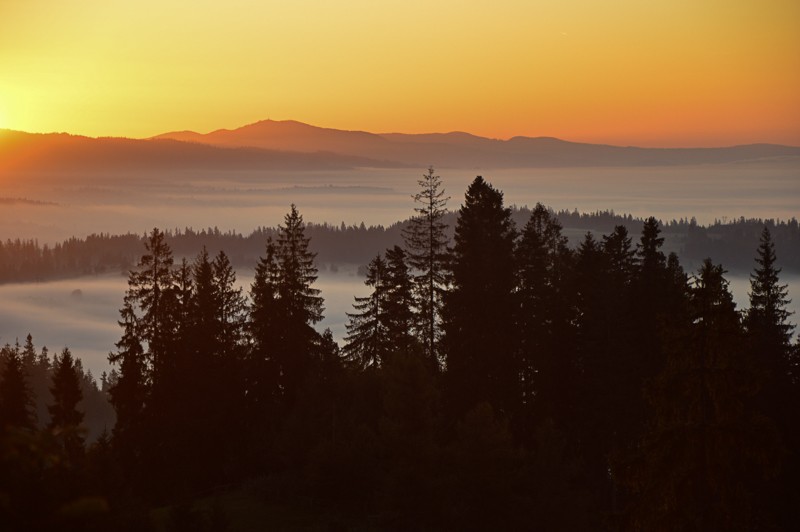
left=1, top=269, right=797, bottom=378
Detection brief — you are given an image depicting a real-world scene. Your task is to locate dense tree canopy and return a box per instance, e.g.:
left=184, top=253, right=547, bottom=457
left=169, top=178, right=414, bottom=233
left=2, top=179, right=797, bottom=529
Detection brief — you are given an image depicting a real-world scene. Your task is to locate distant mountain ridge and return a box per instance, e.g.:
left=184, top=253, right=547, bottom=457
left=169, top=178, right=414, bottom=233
left=0, top=129, right=402, bottom=174
left=2, top=121, right=799, bottom=175
left=152, top=119, right=800, bottom=168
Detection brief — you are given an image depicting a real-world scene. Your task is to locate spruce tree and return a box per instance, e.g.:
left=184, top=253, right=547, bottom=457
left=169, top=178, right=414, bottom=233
left=48, top=348, right=84, bottom=430
left=247, top=237, right=281, bottom=418
left=620, top=259, right=782, bottom=530
left=516, top=203, right=575, bottom=435
left=384, top=245, right=417, bottom=354
left=48, top=347, right=85, bottom=457
left=108, top=298, right=148, bottom=474
left=344, top=254, right=391, bottom=369
left=746, top=227, right=793, bottom=363
left=125, top=228, right=178, bottom=385
left=0, top=343, right=34, bottom=431
left=403, top=166, right=450, bottom=371
left=274, top=204, right=324, bottom=403
left=745, top=226, right=797, bottom=527
left=212, top=249, right=247, bottom=359
left=444, top=176, right=517, bottom=419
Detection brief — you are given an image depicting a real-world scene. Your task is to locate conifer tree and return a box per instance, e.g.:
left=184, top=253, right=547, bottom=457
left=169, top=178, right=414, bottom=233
left=108, top=298, right=148, bottom=469
left=48, top=348, right=85, bottom=457
left=444, top=176, right=517, bottom=418
left=384, top=245, right=416, bottom=353
left=274, top=205, right=324, bottom=403
left=0, top=343, right=35, bottom=431
left=344, top=255, right=391, bottom=368
left=745, top=226, right=797, bottom=527
left=746, top=227, right=793, bottom=362
left=603, top=225, right=636, bottom=285
left=621, top=259, right=782, bottom=530
left=125, top=228, right=178, bottom=384
left=403, top=166, right=450, bottom=371
left=516, top=203, right=575, bottom=433
left=247, top=238, right=281, bottom=417
left=48, top=348, right=84, bottom=430
left=213, top=249, right=247, bottom=359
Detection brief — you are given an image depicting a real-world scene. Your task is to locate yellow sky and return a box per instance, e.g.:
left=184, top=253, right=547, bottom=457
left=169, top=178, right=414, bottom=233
left=1, top=0, right=798, bottom=146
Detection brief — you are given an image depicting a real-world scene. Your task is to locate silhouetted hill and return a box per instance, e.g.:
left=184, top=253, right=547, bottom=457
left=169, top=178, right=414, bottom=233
left=4, top=123, right=799, bottom=175
left=0, top=129, right=403, bottom=175
left=154, top=119, right=800, bottom=168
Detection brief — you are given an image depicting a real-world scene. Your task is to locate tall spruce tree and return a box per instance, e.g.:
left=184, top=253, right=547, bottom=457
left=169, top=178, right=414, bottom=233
left=108, top=298, right=148, bottom=464
left=620, top=259, right=782, bottom=531
left=0, top=343, right=34, bottom=431
left=344, top=254, right=391, bottom=369
left=444, top=176, right=517, bottom=419
left=213, top=250, right=247, bottom=359
left=746, top=227, right=793, bottom=371
left=384, top=245, right=417, bottom=354
left=274, top=204, right=325, bottom=404
left=124, top=228, right=178, bottom=386
left=48, top=347, right=85, bottom=457
left=516, top=203, right=576, bottom=436
left=247, top=237, right=282, bottom=421
left=745, top=226, right=798, bottom=527
left=109, top=228, right=179, bottom=492
left=48, top=348, right=84, bottom=430
left=403, top=166, right=450, bottom=371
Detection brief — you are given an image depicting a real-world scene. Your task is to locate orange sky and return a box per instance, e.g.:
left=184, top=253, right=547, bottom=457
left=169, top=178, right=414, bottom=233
left=1, top=0, right=798, bottom=147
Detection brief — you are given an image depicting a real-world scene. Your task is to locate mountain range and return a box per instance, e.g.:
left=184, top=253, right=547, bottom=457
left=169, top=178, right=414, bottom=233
left=2, top=119, right=799, bottom=174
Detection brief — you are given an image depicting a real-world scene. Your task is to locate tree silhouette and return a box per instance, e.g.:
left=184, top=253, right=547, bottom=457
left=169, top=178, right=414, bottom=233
left=444, top=176, right=518, bottom=419
left=745, top=226, right=798, bottom=527
left=0, top=342, right=35, bottom=431
left=48, top=348, right=84, bottom=429
left=384, top=245, right=417, bottom=354
left=344, top=254, right=391, bottom=369
left=620, top=259, right=782, bottom=530
left=403, top=166, right=450, bottom=371
left=516, top=203, right=576, bottom=438
left=48, top=347, right=86, bottom=459
left=273, top=204, right=325, bottom=404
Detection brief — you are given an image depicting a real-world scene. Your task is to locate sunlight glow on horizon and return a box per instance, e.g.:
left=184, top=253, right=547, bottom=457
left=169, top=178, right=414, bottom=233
left=1, top=0, right=798, bottom=147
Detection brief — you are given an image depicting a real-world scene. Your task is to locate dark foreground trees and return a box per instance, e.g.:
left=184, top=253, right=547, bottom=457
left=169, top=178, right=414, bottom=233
left=3, top=177, right=797, bottom=529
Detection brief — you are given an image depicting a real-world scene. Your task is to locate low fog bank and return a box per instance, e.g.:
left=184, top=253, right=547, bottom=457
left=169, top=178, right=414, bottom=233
left=1, top=269, right=797, bottom=378
left=2, top=160, right=797, bottom=244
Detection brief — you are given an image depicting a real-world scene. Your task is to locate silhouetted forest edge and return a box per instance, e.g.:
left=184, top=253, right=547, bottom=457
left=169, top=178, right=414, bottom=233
left=2, top=207, right=799, bottom=285
left=2, top=171, right=799, bottom=530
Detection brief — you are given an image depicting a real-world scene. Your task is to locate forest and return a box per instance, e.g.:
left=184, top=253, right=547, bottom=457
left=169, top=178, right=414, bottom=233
left=1, top=170, right=799, bottom=530
left=1, top=203, right=799, bottom=285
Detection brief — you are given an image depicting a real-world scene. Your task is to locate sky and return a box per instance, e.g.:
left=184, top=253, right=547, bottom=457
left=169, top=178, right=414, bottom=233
left=1, top=0, right=798, bottom=147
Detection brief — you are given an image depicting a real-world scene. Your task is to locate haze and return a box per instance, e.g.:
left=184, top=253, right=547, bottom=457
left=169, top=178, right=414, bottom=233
left=1, top=1, right=798, bottom=146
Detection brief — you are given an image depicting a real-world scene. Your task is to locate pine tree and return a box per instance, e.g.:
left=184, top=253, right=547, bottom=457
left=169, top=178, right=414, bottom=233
left=48, top=348, right=84, bottom=430
left=620, top=259, right=782, bottom=530
left=0, top=343, right=35, bottom=431
left=247, top=237, right=281, bottom=417
left=603, top=225, right=636, bottom=285
left=344, top=255, right=391, bottom=368
left=48, top=347, right=85, bottom=457
left=274, top=205, right=325, bottom=403
left=108, top=298, right=148, bottom=468
left=516, top=203, right=575, bottom=435
left=444, top=176, right=517, bottom=419
left=384, top=245, right=416, bottom=353
left=745, top=226, right=798, bottom=527
left=746, top=227, right=793, bottom=361
left=125, top=228, right=178, bottom=384
left=403, top=166, right=450, bottom=371
left=212, top=249, right=247, bottom=359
